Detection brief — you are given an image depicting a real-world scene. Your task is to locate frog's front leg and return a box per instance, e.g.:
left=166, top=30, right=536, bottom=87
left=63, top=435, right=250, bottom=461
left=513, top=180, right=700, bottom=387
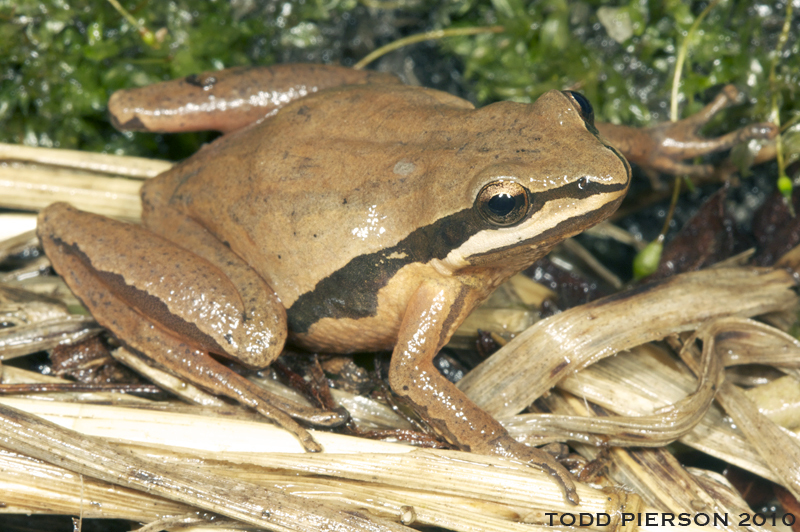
left=389, top=277, right=579, bottom=504
left=597, top=85, right=777, bottom=178
left=37, top=203, right=341, bottom=452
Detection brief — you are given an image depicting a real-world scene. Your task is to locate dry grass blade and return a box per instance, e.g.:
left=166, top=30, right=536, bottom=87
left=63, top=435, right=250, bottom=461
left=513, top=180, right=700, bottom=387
left=0, top=284, right=71, bottom=324
left=689, top=468, right=761, bottom=518
left=5, top=275, right=84, bottom=310
left=0, top=398, right=714, bottom=532
left=0, top=142, right=172, bottom=221
left=133, top=516, right=246, bottom=532
left=560, top=237, right=623, bottom=289
left=605, top=447, right=761, bottom=531
left=0, top=142, right=172, bottom=178
left=0, top=440, right=551, bottom=532
left=126, top=455, right=606, bottom=532
left=0, top=163, right=143, bottom=219
left=0, top=397, right=413, bottom=454
left=679, top=320, right=800, bottom=501
left=0, top=365, right=156, bottom=405
left=708, top=316, right=800, bottom=368
left=717, top=381, right=800, bottom=501
left=330, top=388, right=413, bottom=430
left=0, top=400, right=415, bottom=532
left=0, top=316, right=100, bottom=361
left=0, top=449, right=194, bottom=520
left=536, top=392, right=766, bottom=531
left=0, top=255, right=51, bottom=283
left=540, top=346, right=775, bottom=481
left=502, top=326, right=723, bottom=447
left=0, top=229, right=39, bottom=263
left=459, top=267, right=797, bottom=418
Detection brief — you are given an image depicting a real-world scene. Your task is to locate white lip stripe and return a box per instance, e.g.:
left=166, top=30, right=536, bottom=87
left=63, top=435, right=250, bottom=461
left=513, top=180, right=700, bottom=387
left=440, top=191, right=622, bottom=270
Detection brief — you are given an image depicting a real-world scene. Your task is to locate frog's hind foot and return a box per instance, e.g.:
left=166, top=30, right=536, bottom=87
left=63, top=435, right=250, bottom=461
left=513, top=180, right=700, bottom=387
left=176, top=352, right=327, bottom=452
left=291, top=406, right=350, bottom=428
left=487, top=435, right=580, bottom=505
left=95, top=293, right=326, bottom=452
left=112, top=322, right=344, bottom=451
left=529, top=448, right=580, bottom=505
left=127, top=335, right=330, bottom=452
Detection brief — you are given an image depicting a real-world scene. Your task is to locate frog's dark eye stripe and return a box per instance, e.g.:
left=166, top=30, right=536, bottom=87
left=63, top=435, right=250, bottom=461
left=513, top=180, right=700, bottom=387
left=476, top=180, right=530, bottom=226
left=564, top=91, right=595, bottom=129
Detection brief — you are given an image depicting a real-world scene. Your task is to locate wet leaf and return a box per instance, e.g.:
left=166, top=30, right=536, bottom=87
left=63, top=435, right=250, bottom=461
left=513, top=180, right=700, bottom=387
left=524, top=257, right=605, bottom=313
left=753, top=188, right=800, bottom=266
left=652, top=185, right=736, bottom=279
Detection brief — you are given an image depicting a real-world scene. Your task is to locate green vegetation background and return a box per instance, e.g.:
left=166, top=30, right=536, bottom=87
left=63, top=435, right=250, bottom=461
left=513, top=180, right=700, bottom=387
left=1, top=0, right=798, bottom=162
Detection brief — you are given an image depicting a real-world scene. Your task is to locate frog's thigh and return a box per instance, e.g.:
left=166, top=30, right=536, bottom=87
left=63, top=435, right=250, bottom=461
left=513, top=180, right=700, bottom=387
left=39, top=203, right=285, bottom=368
left=141, top=202, right=288, bottom=369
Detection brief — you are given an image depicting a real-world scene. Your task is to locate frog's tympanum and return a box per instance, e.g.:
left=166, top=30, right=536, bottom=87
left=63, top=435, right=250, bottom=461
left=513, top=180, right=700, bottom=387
left=37, top=64, right=776, bottom=504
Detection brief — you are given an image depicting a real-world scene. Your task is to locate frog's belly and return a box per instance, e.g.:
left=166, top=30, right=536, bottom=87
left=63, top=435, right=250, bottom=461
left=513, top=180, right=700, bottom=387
left=288, top=261, right=436, bottom=353
left=290, top=310, right=401, bottom=353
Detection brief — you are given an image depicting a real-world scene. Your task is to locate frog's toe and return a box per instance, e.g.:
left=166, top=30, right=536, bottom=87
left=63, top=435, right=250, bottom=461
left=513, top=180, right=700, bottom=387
left=486, top=434, right=580, bottom=505
left=302, top=406, right=350, bottom=428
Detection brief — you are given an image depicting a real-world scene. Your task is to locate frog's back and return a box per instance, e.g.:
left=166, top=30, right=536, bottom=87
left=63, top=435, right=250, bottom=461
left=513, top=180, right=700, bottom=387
left=143, top=84, right=482, bottom=307
left=142, top=82, right=624, bottom=348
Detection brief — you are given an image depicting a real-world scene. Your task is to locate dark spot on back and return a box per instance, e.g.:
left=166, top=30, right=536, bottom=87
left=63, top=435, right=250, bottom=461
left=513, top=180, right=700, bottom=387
left=115, top=115, right=147, bottom=131
left=185, top=73, right=217, bottom=89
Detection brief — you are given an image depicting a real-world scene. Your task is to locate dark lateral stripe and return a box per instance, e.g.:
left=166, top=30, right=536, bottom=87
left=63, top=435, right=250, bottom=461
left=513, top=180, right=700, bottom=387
left=287, top=207, right=483, bottom=333
left=287, top=177, right=627, bottom=334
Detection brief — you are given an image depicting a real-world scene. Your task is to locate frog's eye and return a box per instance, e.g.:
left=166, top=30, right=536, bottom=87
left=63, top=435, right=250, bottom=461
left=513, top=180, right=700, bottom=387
left=476, top=181, right=530, bottom=226
left=565, top=91, right=595, bottom=126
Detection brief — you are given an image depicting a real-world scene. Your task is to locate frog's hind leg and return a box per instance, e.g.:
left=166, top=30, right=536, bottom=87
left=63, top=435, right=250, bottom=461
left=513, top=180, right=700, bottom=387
left=38, top=204, right=340, bottom=452
left=109, top=64, right=401, bottom=134
left=107, top=306, right=326, bottom=453
left=121, top=316, right=325, bottom=452
left=141, top=197, right=349, bottom=429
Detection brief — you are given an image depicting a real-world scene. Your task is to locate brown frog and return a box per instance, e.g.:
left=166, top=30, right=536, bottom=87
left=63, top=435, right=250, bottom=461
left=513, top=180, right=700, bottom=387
left=37, top=64, right=776, bottom=503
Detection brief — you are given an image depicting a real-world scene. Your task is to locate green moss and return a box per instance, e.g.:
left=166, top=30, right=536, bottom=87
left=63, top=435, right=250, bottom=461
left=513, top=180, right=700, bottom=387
left=1, top=0, right=797, bottom=162
left=445, top=0, right=798, bottom=128
left=1, top=0, right=339, bottom=157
